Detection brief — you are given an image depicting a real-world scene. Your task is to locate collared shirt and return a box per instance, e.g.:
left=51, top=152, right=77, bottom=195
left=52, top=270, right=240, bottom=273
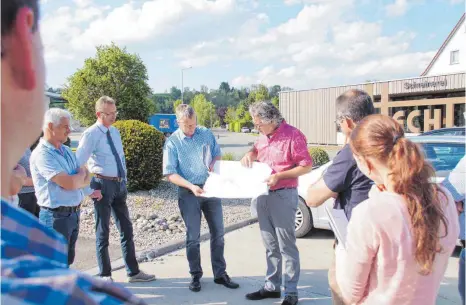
left=18, top=148, right=34, bottom=194
left=163, top=127, right=221, bottom=185
left=1, top=199, right=146, bottom=305
left=30, top=139, right=84, bottom=208
left=253, top=121, right=313, bottom=191
left=442, top=155, right=465, bottom=240
left=76, top=122, right=127, bottom=179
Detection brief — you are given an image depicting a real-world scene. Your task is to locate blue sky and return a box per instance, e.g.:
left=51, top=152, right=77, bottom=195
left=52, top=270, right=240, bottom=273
left=40, top=0, right=464, bottom=93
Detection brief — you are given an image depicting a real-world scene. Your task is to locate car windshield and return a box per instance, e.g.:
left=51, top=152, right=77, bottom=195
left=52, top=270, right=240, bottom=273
left=418, top=142, right=465, bottom=175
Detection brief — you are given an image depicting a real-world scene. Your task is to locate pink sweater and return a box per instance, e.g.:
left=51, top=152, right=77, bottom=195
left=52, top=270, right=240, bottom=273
left=335, top=186, right=459, bottom=305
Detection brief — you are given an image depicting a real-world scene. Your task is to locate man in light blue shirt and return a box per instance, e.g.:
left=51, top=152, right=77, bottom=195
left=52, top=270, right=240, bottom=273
left=30, top=108, right=92, bottom=266
left=77, top=96, right=155, bottom=283
left=163, top=104, right=239, bottom=292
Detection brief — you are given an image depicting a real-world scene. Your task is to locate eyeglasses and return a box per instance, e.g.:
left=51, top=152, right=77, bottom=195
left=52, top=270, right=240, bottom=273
left=102, top=111, right=119, bottom=117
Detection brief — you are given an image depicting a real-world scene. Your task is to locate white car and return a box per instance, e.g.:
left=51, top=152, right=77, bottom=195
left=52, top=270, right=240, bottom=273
left=295, top=135, right=466, bottom=238
left=241, top=127, right=250, bottom=133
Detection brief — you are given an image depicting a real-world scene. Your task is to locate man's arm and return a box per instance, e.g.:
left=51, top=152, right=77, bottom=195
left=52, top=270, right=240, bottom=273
left=35, top=152, right=89, bottom=191
left=306, top=177, right=337, bottom=207
left=51, top=169, right=88, bottom=190
left=306, top=147, right=353, bottom=207
left=75, top=131, right=96, bottom=167
left=10, top=165, right=26, bottom=195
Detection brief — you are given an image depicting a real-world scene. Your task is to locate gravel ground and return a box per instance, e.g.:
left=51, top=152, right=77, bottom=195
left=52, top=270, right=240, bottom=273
left=78, top=180, right=252, bottom=253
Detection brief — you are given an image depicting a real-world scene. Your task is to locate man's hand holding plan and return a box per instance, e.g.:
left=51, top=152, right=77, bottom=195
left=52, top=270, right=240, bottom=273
left=202, top=161, right=272, bottom=198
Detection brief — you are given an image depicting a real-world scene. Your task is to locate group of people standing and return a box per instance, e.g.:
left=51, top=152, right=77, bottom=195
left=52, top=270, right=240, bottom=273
left=1, top=1, right=464, bottom=304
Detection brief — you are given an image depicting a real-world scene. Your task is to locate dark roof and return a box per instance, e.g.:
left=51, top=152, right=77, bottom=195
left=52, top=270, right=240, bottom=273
left=421, top=13, right=465, bottom=76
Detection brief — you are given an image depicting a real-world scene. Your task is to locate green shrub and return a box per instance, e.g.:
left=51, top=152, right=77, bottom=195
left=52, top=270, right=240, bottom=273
left=308, top=147, right=330, bottom=167
left=222, top=152, right=236, bottom=161
left=113, top=120, right=165, bottom=191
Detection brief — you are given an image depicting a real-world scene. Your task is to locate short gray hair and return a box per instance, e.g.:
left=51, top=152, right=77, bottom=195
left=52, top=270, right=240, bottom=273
left=175, top=104, right=196, bottom=120
left=249, top=101, right=283, bottom=125
left=43, top=108, right=71, bottom=129
left=96, top=96, right=116, bottom=112
left=335, top=89, right=374, bottom=123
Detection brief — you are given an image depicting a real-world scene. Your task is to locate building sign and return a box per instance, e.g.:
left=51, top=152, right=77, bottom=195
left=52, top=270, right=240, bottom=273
left=404, top=79, right=447, bottom=90
left=393, top=109, right=442, bottom=133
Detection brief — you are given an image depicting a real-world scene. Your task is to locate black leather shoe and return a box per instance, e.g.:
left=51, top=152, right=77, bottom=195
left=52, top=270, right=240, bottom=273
left=246, top=288, right=281, bottom=300
left=214, top=274, right=239, bottom=289
left=189, top=277, right=201, bottom=292
left=282, top=295, right=298, bottom=305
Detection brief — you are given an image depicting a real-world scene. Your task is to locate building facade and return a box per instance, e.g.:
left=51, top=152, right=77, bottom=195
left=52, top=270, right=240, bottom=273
left=422, top=13, right=465, bottom=76
left=279, top=73, right=465, bottom=145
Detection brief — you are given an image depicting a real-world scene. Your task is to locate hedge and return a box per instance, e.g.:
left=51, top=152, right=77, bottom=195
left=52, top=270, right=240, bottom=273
left=308, top=147, right=330, bottom=167
left=113, top=120, right=165, bottom=191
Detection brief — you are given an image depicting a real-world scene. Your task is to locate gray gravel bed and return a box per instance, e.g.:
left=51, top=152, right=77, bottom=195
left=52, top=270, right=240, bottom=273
left=79, top=180, right=252, bottom=252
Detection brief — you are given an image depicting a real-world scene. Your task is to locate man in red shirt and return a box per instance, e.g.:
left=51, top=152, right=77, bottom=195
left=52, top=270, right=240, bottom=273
left=241, top=101, right=313, bottom=305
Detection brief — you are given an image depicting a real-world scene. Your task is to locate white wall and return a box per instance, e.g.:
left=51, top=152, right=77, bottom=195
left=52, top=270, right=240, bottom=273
left=426, top=18, right=466, bottom=76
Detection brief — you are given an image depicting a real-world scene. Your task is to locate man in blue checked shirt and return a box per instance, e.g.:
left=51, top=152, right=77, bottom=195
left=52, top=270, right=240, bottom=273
left=31, top=108, right=94, bottom=267
left=77, top=95, right=155, bottom=283
left=163, top=104, right=239, bottom=292
left=1, top=0, right=146, bottom=304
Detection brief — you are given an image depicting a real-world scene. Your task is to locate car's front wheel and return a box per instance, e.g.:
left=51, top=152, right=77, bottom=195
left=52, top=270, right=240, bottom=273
left=295, top=197, right=313, bottom=238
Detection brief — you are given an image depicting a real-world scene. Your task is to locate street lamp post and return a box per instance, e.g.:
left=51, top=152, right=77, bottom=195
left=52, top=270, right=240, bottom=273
left=181, top=66, right=192, bottom=103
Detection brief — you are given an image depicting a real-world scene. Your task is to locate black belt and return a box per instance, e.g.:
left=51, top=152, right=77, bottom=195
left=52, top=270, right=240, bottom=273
left=42, top=205, right=80, bottom=212
left=269, top=187, right=296, bottom=193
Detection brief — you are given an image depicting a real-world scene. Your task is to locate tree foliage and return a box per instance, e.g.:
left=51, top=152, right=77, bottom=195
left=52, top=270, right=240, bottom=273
left=173, top=99, right=183, bottom=110
left=63, top=43, right=153, bottom=126
left=190, top=94, right=216, bottom=127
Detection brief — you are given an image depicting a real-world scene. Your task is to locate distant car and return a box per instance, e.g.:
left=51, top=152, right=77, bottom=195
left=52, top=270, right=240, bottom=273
left=241, top=127, right=250, bottom=133
left=295, top=135, right=466, bottom=238
left=420, top=127, right=465, bottom=136
left=251, top=128, right=259, bottom=134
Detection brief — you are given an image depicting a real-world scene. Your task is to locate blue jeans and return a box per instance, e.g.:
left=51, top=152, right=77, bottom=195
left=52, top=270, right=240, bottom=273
left=178, top=186, right=226, bottom=279
left=92, top=178, right=139, bottom=277
left=39, top=208, right=80, bottom=266
left=460, top=248, right=465, bottom=305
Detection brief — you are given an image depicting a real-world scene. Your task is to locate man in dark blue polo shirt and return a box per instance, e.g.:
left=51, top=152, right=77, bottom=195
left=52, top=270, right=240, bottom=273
left=306, top=89, right=374, bottom=305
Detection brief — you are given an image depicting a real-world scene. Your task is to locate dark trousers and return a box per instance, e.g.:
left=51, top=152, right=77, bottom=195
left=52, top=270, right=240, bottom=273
left=18, top=192, right=40, bottom=218
left=92, top=178, right=139, bottom=277
left=39, top=208, right=79, bottom=266
left=178, top=186, right=226, bottom=279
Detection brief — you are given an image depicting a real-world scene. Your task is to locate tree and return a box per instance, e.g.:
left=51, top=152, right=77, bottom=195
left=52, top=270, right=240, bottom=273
left=224, top=106, right=237, bottom=124
left=271, top=96, right=279, bottom=108
left=190, top=94, right=216, bottom=127
left=170, top=87, right=181, bottom=100
left=216, top=106, right=228, bottom=126
left=63, top=43, right=153, bottom=126
left=269, top=85, right=281, bottom=98
left=173, top=99, right=183, bottom=110
left=219, top=81, right=231, bottom=93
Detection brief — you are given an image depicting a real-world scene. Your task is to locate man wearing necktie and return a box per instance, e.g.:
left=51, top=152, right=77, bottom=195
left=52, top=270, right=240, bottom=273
left=77, top=96, right=155, bottom=283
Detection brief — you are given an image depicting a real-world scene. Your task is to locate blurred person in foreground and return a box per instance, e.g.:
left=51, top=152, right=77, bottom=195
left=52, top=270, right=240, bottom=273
left=1, top=0, right=146, bottom=304
left=241, top=101, right=313, bottom=305
left=334, top=114, right=459, bottom=305
left=163, top=104, right=239, bottom=292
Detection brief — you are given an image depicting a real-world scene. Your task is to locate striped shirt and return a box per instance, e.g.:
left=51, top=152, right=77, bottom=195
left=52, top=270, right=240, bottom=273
left=18, top=148, right=34, bottom=194
left=1, top=199, right=146, bottom=305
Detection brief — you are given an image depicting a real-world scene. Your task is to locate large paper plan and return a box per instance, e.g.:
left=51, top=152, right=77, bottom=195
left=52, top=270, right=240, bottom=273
left=202, top=161, right=273, bottom=199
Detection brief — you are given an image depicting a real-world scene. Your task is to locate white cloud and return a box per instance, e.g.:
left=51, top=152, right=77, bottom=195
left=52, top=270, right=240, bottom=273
left=42, top=0, right=238, bottom=63
left=385, top=0, right=409, bottom=17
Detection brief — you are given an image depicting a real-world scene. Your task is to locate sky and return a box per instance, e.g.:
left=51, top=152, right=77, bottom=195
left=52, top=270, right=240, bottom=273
left=40, top=0, right=465, bottom=93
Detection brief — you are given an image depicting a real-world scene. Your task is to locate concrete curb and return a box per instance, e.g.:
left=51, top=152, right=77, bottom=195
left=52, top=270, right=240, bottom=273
left=84, top=217, right=258, bottom=276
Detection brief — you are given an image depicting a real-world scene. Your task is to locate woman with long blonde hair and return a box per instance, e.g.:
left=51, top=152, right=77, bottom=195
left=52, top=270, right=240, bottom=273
left=335, top=114, right=459, bottom=305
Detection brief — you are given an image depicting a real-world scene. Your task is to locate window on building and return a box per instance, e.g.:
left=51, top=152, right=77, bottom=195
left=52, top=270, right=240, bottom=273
left=450, top=50, right=459, bottom=65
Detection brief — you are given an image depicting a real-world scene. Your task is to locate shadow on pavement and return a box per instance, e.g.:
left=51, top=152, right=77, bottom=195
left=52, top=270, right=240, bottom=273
left=120, top=269, right=332, bottom=305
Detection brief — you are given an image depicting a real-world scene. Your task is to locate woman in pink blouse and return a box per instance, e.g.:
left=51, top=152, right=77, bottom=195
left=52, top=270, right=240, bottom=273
left=335, top=114, right=459, bottom=305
